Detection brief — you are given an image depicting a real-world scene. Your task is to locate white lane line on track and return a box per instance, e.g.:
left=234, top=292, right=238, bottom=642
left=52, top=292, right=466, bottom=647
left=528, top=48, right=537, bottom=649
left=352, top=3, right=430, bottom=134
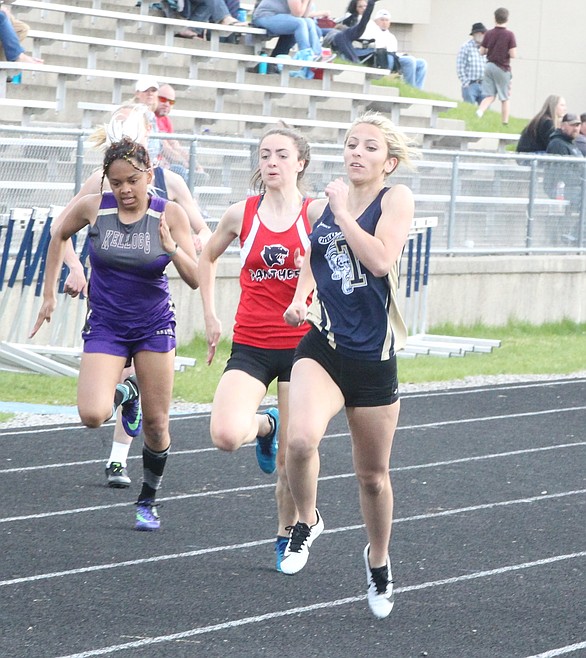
left=1, top=376, right=585, bottom=439
left=54, top=550, right=586, bottom=658
left=402, top=378, right=586, bottom=399
left=2, top=402, right=585, bottom=473
left=0, top=445, right=219, bottom=474
left=2, top=440, right=585, bottom=522
left=398, top=405, right=586, bottom=431
left=2, top=488, right=585, bottom=587
left=524, top=642, right=586, bottom=657
left=1, top=432, right=585, bottom=521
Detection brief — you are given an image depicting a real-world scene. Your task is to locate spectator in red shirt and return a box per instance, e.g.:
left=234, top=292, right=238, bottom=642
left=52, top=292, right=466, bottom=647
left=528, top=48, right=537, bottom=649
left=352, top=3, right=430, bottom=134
left=475, top=7, right=517, bottom=125
left=155, top=83, right=209, bottom=185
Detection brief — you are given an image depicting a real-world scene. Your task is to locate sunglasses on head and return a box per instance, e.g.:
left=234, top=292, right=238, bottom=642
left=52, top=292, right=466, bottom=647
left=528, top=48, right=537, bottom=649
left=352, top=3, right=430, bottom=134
left=158, top=96, right=176, bottom=105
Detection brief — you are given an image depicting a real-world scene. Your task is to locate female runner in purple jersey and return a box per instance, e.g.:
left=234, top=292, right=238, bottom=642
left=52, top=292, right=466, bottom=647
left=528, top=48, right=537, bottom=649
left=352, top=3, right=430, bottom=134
left=55, top=104, right=211, bottom=490
left=31, top=137, right=199, bottom=531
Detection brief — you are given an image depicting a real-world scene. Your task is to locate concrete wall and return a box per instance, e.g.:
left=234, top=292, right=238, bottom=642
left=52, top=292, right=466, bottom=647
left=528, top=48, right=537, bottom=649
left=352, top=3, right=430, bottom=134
left=171, top=255, right=586, bottom=341
left=423, top=255, right=586, bottom=327
left=326, top=0, right=586, bottom=121
left=4, top=256, right=584, bottom=349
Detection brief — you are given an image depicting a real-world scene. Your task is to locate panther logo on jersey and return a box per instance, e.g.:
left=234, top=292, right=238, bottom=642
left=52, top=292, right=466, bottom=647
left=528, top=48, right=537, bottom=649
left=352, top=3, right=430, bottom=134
left=261, top=244, right=289, bottom=267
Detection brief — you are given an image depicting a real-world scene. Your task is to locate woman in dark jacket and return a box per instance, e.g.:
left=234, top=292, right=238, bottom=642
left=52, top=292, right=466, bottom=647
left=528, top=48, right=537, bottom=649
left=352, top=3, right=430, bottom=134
left=516, top=95, right=566, bottom=153
left=340, top=0, right=367, bottom=27
left=328, top=0, right=376, bottom=63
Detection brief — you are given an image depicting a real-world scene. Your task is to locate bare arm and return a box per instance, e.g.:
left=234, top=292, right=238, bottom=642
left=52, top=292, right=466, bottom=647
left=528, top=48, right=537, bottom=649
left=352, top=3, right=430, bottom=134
left=30, top=194, right=101, bottom=337
left=326, top=180, right=414, bottom=277
left=283, top=244, right=316, bottom=327
left=163, top=169, right=212, bottom=251
left=160, top=138, right=189, bottom=167
left=307, top=197, right=328, bottom=223
left=282, top=196, right=326, bottom=325
left=51, top=169, right=103, bottom=296
left=508, top=47, right=517, bottom=59
left=198, top=200, right=245, bottom=364
left=160, top=201, right=199, bottom=289
left=308, top=8, right=331, bottom=18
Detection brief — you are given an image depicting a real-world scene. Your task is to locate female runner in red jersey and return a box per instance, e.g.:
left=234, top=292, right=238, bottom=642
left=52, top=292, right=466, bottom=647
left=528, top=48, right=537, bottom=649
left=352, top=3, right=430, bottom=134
left=198, top=124, right=324, bottom=571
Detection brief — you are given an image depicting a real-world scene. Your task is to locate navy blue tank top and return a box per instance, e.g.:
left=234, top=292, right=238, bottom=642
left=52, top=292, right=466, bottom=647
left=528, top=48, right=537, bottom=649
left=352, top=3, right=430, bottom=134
left=306, top=187, right=406, bottom=360
left=152, top=167, right=169, bottom=200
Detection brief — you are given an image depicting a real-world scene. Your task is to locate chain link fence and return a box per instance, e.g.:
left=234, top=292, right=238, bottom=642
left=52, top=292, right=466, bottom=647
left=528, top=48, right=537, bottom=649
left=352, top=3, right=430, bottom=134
left=1, top=125, right=585, bottom=253
left=1, top=126, right=584, bottom=365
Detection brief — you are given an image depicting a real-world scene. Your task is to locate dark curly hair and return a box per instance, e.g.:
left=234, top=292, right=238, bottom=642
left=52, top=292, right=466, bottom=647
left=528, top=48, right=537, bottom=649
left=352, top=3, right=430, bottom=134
left=100, top=136, right=151, bottom=193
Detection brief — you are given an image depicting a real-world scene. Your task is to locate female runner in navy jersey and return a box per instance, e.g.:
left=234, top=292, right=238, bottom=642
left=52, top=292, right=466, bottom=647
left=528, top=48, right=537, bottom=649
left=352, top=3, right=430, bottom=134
left=30, top=137, right=199, bottom=531
left=199, top=125, right=323, bottom=571
left=281, top=111, right=417, bottom=618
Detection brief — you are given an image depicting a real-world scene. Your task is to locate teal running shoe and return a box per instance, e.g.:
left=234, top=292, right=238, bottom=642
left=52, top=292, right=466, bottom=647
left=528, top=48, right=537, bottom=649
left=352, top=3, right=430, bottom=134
left=255, top=407, right=279, bottom=474
left=275, top=536, right=288, bottom=572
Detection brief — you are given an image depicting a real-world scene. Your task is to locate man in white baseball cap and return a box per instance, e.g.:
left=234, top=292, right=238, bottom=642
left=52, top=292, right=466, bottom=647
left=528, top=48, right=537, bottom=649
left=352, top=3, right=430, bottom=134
left=134, top=76, right=159, bottom=111
left=361, top=9, right=427, bottom=88
left=132, top=76, right=161, bottom=164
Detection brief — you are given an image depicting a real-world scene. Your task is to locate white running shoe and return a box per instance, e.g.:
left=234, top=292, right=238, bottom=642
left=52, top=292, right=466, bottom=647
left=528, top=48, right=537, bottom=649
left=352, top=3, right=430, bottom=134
left=280, top=509, right=324, bottom=575
left=364, top=544, right=394, bottom=619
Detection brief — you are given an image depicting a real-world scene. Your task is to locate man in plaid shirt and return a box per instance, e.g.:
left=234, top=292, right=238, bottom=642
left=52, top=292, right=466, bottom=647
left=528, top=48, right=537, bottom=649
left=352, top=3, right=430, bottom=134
left=457, top=22, right=487, bottom=105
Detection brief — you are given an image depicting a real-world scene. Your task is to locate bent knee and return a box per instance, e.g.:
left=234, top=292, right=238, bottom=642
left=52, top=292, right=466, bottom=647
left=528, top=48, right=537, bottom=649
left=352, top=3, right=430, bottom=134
left=286, top=432, right=319, bottom=460
left=210, top=425, right=246, bottom=452
left=79, top=412, right=106, bottom=429
left=356, top=471, right=390, bottom=496
left=142, top=415, right=168, bottom=443
left=212, top=433, right=241, bottom=452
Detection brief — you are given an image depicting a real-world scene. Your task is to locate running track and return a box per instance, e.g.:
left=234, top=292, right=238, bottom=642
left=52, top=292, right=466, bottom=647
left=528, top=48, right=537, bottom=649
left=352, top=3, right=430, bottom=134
left=1, top=379, right=585, bottom=658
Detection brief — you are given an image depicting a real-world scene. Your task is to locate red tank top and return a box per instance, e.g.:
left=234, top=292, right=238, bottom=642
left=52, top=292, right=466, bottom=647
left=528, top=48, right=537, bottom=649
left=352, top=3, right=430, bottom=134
left=233, top=195, right=312, bottom=349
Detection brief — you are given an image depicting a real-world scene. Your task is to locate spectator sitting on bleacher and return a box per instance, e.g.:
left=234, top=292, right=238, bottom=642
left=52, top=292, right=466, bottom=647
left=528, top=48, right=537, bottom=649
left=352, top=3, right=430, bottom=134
left=359, top=9, right=427, bottom=88
left=339, top=0, right=368, bottom=28
left=323, top=0, right=378, bottom=65
left=133, top=76, right=159, bottom=113
left=0, top=2, right=43, bottom=68
left=308, top=6, right=336, bottom=41
left=516, top=95, right=567, bottom=155
left=252, top=0, right=323, bottom=61
left=543, top=113, right=584, bottom=211
left=162, top=0, right=246, bottom=39
left=133, top=76, right=164, bottom=166
left=155, top=83, right=209, bottom=186
left=574, top=112, right=586, bottom=157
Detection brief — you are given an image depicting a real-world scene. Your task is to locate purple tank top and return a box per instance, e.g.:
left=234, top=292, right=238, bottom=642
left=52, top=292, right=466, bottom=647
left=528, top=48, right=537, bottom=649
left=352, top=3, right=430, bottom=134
left=86, top=193, right=175, bottom=338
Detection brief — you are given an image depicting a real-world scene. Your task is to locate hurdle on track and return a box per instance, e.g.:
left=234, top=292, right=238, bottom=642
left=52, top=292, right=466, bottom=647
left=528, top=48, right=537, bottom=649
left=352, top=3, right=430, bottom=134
left=0, top=207, right=196, bottom=375
left=0, top=209, right=498, bottom=374
left=0, top=206, right=85, bottom=374
left=401, top=216, right=501, bottom=358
